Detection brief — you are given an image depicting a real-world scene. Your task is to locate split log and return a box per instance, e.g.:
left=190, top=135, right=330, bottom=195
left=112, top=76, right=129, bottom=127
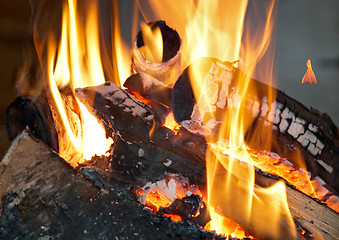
left=0, top=130, right=223, bottom=240
left=75, top=82, right=339, bottom=240
left=5, top=95, right=58, bottom=152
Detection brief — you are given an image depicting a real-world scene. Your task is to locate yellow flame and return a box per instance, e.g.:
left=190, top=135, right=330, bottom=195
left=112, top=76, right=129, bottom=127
left=47, top=0, right=113, bottom=166
left=162, top=111, right=180, bottom=134
left=111, top=0, right=132, bottom=87
left=139, top=23, right=163, bottom=63
left=139, top=0, right=296, bottom=238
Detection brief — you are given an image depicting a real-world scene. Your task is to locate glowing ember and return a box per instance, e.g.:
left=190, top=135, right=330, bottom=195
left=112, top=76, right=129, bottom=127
left=301, top=59, right=317, bottom=84
left=136, top=175, right=202, bottom=222
left=162, top=112, right=180, bottom=134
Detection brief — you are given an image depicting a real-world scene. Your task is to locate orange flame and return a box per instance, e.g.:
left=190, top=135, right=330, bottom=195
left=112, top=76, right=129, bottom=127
left=139, top=0, right=296, bottom=238
left=301, top=59, right=317, bottom=84
left=162, top=112, right=180, bottom=134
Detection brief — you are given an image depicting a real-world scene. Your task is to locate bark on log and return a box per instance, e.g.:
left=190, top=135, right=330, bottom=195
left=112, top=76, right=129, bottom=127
left=0, top=130, right=223, bottom=240
left=76, top=82, right=339, bottom=240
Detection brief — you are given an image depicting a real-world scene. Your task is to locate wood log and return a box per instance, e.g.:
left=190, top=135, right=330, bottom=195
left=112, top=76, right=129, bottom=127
left=75, top=82, right=339, bottom=240
left=132, top=21, right=182, bottom=86
left=171, top=57, right=339, bottom=194
left=5, top=95, right=58, bottom=152
left=0, top=130, right=223, bottom=240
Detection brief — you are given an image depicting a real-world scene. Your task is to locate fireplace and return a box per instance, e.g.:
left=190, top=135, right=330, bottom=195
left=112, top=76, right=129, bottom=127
left=1, top=0, right=339, bottom=239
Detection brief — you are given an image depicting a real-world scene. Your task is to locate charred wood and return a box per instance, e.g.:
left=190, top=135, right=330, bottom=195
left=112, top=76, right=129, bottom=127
left=76, top=81, right=339, bottom=239
left=171, top=57, right=339, bottom=194
left=0, top=131, right=225, bottom=240
left=124, top=72, right=172, bottom=107
left=5, top=95, right=58, bottom=152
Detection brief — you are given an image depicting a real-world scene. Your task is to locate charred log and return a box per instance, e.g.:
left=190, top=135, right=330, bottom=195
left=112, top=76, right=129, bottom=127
left=76, top=81, right=339, bottom=239
left=5, top=95, right=58, bottom=152
left=0, top=131, right=224, bottom=240
left=171, top=57, right=339, bottom=194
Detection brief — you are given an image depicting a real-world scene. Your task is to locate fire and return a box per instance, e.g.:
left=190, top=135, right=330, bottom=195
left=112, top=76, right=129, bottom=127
left=140, top=0, right=296, bottom=238
left=162, top=112, right=180, bottom=134
left=29, top=0, right=334, bottom=238
left=44, top=0, right=114, bottom=166
left=301, top=59, right=317, bottom=84
left=111, top=0, right=132, bottom=86
left=137, top=175, right=202, bottom=222
left=139, top=23, right=163, bottom=63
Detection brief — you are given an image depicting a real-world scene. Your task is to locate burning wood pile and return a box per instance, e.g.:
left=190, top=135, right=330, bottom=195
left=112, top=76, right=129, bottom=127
left=1, top=0, right=339, bottom=239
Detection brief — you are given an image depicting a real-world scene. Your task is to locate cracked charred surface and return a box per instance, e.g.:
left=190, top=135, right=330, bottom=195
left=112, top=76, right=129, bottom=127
left=171, top=57, right=339, bottom=194
left=0, top=131, right=225, bottom=240
left=76, top=81, right=339, bottom=239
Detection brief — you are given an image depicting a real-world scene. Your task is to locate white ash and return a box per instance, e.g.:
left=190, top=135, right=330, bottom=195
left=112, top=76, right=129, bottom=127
left=138, top=178, right=177, bottom=205
left=287, top=117, right=305, bottom=138
left=308, top=123, right=318, bottom=132
left=252, top=100, right=260, bottom=117
left=273, top=108, right=281, bottom=124
left=316, top=139, right=324, bottom=150
left=266, top=101, right=277, bottom=122
left=317, top=159, right=333, bottom=173
left=260, top=98, right=269, bottom=117
left=279, top=119, right=289, bottom=133
left=163, top=159, right=172, bottom=167
left=307, top=143, right=321, bottom=156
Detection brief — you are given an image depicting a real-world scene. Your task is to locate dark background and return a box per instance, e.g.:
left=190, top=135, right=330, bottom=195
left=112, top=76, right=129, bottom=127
left=1, top=0, right=338, bottom=158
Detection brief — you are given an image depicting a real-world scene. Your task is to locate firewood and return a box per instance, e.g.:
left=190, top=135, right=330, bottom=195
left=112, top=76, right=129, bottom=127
left=124, top=72, right=172, bottom=107
left=5, top=96, right=57, bottom=151
left=171, top=57, right=339, bottom=194
left=0, top=130, right=225, bottom=240
left=76, top=81, right=339, bottom=239
left=132, top=21, right=182, bottom=86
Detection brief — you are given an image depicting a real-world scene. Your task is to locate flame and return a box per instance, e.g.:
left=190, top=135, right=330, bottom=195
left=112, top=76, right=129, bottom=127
left=45, top=0, right=113, bottom=166
left=302, top=59, right=317, bottom=84
left=139, top=23, right=163, bottom=63
left=162, top=112, right=180, bottom=134
left=139, top=0, right=295, bottom=238
left=111, top=0, right=134, bottom=87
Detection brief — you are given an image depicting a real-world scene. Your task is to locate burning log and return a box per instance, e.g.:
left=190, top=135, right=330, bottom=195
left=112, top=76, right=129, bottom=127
left=0, top=130, right=224, bottom=240
left=124, top=72, right=172, bottom=107
left=171, top=57, right=339, bottom=195
left=131, top=21, right=182, bottom=86
left=75, top=81, right=339, bottom=239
